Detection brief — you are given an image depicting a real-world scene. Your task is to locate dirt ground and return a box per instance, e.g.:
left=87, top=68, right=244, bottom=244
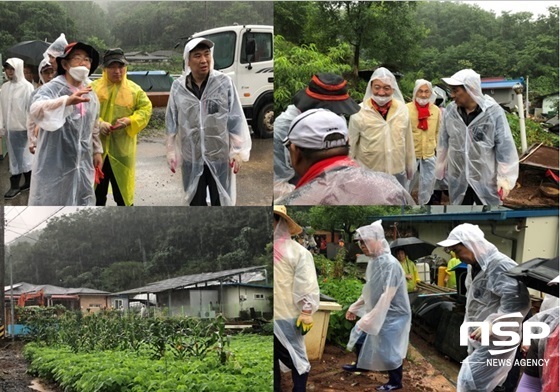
left=0, top=340, right=60, bottom=392
left=281, top=338, right=459, bottom=392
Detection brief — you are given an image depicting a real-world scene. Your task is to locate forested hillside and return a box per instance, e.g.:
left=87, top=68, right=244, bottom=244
left=6, top=208, right=272, bottom=292
left=0, top=1, right=273, bottom=53
left=274, top=1, right=559, bottom=110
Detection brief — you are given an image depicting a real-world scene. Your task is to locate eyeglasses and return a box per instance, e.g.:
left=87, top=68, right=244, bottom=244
left=68, top=56, right=92, bottom=64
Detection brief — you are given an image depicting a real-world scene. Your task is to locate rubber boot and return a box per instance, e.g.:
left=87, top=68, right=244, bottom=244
left=20, top=171, right=31, bottom=191
left=4, top=174, right=22, bottom=199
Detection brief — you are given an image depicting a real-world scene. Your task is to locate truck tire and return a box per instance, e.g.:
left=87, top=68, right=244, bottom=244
left=255, top=102, right=274, bottom=139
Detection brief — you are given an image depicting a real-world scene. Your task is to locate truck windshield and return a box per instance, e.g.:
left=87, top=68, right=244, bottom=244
left=204, top=31, right=236, bottom=70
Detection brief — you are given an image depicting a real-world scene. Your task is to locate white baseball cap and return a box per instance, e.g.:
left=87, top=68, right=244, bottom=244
left=437, top=228, right=463, bottom=248
left=283, top=108, right=348, bottom=150
left=442, top=69, right=480, bottom=86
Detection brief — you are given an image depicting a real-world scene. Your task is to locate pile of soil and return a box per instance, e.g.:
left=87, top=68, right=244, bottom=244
left=281, top=342, right=458, bottom=392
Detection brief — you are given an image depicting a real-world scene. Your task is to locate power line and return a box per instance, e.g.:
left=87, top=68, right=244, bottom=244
left=5, top=207, right=65, bottom=245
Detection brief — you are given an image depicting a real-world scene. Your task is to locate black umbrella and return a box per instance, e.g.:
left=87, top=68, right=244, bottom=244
left=5, top=40, right=51, bottom=66
left=389, top=237, right=437, bottom=261
left=505, top=256, right=559, bottom=297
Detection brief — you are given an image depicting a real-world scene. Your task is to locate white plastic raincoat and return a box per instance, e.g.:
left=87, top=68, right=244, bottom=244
left=347, top=220, right=411, bottom=371
left=436, top=70, right=519, bottom=205
left=277, top=159, right=415, bottom=205
left=0, top=58, right=34, bottom=175
left=440, top=223, right=531, bottom=392
left=166, top=38, right=251, bottom=206
left=274, top=217, right=320, bottom=375
left=349, top=68, right=416, bottom=185
left=273, top=104, right=300, bottom=201
left=91, top=69, right=152, bottom=206
left=44, top=33, right=68, bottom=61
left=406, top=79, right=440, bottom=205
left=28, top=75, right=102, bottom=205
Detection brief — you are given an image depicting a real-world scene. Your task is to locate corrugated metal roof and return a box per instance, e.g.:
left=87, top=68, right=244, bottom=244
left=3, top=282, right=111, bottom=296
left=115, top=266, right=268, bottom=295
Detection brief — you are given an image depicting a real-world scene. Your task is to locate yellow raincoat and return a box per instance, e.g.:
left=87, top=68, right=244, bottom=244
left=91, top=70, right=152, bottom=205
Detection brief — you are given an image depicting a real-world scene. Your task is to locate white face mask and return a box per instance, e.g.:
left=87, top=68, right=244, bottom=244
left=68, top=66, right=89, bottom=82
left=415, top=97, right=430, bottom=106
left=372, top=94, right=393, bottom=106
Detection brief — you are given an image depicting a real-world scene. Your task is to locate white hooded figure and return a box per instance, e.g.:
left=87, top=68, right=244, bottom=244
left=273, top=205, right=319, bottom=391
left=0, top=58, right=34, bottom=198
left=406, top=79, right=441, bottom=205
left=44, top=33, right=68, bottom=74
left=438, top=223, right=531, bottom=392
left=165, top=37, right=251, bottom=206
left=435, top=69, right=519, bottom=205
left=345, top=220, right=411, bottom=390
left=28, top=42, right=102, bottom=206
left=348, top=67, right=416, bottom=188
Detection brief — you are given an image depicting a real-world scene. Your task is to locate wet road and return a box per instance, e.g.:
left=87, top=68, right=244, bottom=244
left=0, top=136, right=272, bottom=207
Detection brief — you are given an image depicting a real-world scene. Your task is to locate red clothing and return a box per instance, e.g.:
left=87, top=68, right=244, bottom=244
left=296, top=155, right=358, bottom=188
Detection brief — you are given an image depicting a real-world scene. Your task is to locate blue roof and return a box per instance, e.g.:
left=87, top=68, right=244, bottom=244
left=481, top=78, right=524, bottom=90
left=369, top=208, right=558, bottom=222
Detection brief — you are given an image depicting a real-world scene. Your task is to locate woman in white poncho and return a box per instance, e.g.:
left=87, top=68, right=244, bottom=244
left=344, top=220, right=411, bottom=391
left=28, top=42, right=102, bottom=206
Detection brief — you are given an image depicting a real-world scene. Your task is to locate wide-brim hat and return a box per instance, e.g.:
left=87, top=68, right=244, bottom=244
left=56, top=42, right=99, bottom=76
left=293, top=73, right=360, bottom=116
left=273, top=205, right=302, bottom=236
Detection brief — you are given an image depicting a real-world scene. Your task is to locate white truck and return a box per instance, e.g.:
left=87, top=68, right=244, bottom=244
left=191, top=24, right=274, bottom=138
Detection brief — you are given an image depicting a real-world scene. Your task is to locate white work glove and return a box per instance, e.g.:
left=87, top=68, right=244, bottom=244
left=0, top=128, right=5, bottom=137
left=99, top=121, right=112, bottom=136
left=497, top=178, right=511, bottom=201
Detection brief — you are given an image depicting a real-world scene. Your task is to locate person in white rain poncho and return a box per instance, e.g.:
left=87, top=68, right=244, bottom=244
left=44, top=33, right=68, bottom=74
left=273, top=73, right=360, bottom=201
left=406, top=79, right=441, bottom=205
left=437, top=223, right=531, bottom=392
left=277, top=108, right=414, bottom=206
left=28, top=42, right=103, bottom=206
left=0, top=58, right=34, bottom=199
left=436, top=69, right=519, bottom=205
left=349, top=67, right=416, bottom=187
left=27, top=59, right=56, bottom=155
left=274, top=205, right=319, bottom=392
left=344, top=220, right=411, bottom=391
left=166, top=37, right=251, bottom=206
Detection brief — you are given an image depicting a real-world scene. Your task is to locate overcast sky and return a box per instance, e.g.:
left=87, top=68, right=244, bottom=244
left=462, top=1, right=557, bottom=17
left=4, top=207, right=85, bottom=245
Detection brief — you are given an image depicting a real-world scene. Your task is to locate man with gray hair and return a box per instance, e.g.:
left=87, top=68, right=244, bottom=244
left=406, top=79, right=441, bottom=205
left=436, top=69, right=518, bottom=205
left=278, top=108, right=414, bottom=205
left=349, top=67, right=416, bottom=187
